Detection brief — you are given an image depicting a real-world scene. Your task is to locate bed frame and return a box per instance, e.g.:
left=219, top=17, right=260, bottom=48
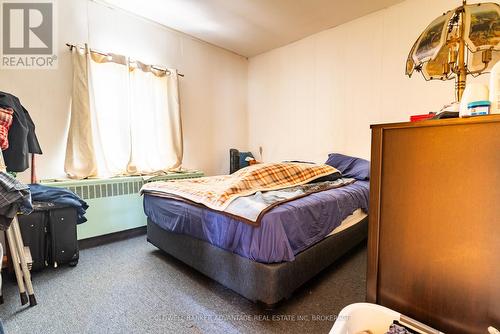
left=147, top=216, right=368, bottom=308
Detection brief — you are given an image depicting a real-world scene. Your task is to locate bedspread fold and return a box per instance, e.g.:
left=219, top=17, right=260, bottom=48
left=141, top=162, right=338, bottom=212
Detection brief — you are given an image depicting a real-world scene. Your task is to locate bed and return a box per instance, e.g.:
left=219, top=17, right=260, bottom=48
left=144, top=154, right=370, bottom=307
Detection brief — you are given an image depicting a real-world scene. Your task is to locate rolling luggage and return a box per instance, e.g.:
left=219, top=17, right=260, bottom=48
left=47, top=206, right=79, bottom=267
left=17, top=202, right=79, bottom=271
left=17, top=208, right=47, bottom=271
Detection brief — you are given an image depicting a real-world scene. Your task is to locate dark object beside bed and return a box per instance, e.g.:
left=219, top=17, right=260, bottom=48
left=229, top=148, right=254, bottom=174
left=147, top=215, right=368, bottom=307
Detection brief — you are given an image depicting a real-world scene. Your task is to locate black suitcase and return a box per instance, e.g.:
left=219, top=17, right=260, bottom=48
left=17, top=202, right=79, bottom=270
left=47, top=207, right=79, bottom=267
left=17, top=210, right=48, bottom=271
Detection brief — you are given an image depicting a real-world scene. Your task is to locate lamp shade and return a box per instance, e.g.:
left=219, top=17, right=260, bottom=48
left=406, top=2, right=500, bottom=81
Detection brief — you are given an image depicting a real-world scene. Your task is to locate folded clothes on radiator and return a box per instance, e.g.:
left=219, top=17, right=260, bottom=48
left=28, top=184, right=88, bottom=224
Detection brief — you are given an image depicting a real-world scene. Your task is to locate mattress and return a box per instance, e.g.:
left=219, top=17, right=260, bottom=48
left=144, top=180, right=369, bottom=263
left=328, top=208, right=367, bottom=236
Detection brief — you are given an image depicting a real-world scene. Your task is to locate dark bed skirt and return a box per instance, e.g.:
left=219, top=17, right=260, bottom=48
left=147, top=217, right=368, bottom=307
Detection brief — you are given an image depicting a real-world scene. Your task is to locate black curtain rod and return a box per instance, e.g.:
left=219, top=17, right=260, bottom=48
left=65, top=43, right=185, bottom=77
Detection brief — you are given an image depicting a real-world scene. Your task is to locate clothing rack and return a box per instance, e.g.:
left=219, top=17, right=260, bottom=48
left=65, top=43, right=185, bottom=77
left=0, top=152, right=36, bottom=307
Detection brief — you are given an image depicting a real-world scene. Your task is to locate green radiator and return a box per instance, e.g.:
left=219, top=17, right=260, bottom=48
left=41, top=171, right=204, bottom=240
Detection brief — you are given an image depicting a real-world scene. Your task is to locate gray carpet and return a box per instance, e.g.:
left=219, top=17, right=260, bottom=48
left=0, top=236, right=366, bottom=334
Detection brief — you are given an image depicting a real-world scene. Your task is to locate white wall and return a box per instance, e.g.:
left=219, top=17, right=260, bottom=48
left=0, top=0, right=248, bottom=182
left=2, top=0, right=492, bottom=183
left=247, top=0, right=490, bottom=163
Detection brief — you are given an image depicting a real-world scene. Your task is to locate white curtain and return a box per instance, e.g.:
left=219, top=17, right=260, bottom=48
left=65, top=49, right=97, bottom=178
left=88, top=58, right=131, bottom=177
left=128, top=68, right=183, bottom=174
left=65, top=47, right=183, bottom=178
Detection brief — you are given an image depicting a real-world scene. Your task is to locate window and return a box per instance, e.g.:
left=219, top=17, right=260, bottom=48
left=65, top=46, right=183, bottom=178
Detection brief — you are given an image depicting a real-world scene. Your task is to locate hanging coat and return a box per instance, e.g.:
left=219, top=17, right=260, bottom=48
left=0, top=91, right=42, bottom=172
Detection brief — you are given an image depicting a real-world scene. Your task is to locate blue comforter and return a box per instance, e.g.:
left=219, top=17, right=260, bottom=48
left=144, top=180, right=369, bottom=263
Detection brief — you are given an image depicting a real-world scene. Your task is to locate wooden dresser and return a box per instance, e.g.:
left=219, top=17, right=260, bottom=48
left=367, top=115, right=500, bottom=334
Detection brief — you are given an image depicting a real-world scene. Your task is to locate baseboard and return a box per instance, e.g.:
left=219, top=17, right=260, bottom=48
left=78, top=226, right=146, bottom=250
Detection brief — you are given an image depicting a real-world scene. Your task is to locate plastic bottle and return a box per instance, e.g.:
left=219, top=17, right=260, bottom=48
left=489, top=61, right=500, bottom=114
left=459, top=83, right=489, bottom=117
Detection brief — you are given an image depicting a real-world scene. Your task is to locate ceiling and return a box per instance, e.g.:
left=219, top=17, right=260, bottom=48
left=101, top=0, right=406, bottom=57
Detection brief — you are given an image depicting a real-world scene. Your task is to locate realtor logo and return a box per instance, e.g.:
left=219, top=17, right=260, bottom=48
left=1, top=0, right=57, bottom=69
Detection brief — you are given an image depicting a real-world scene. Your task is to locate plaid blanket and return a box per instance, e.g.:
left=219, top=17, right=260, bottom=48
left=0, top=172, right=33, bottom=230
left=141, top=162, right=338, bottom=211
